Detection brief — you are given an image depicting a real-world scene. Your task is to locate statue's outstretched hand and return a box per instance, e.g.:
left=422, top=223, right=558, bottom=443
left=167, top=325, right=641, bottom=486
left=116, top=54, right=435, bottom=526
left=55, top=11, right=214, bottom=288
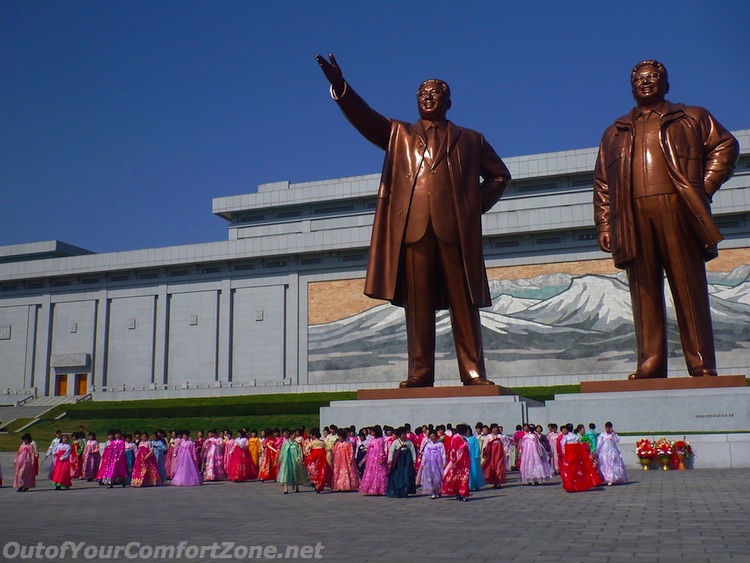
left=315, top=53, right=345, bottom=95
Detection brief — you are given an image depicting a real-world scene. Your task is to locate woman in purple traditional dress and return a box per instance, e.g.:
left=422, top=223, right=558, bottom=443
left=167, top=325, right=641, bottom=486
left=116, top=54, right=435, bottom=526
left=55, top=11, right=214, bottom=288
left=171, top=430, right=203, bottom=487
left=416, top=431, right=446, bottom=498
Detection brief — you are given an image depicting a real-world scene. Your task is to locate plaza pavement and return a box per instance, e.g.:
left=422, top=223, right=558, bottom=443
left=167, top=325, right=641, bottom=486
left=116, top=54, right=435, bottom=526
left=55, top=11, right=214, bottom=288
left=0, top=451, right=749, bottom=562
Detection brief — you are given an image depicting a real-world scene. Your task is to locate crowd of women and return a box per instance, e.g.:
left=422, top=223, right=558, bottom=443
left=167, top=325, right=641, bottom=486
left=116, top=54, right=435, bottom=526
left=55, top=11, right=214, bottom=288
left=8, top=419, right=628, bottom=499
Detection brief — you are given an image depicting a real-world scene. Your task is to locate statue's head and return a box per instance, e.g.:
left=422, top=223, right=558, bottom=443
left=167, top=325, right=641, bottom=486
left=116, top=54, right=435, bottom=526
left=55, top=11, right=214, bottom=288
left=631, top=60, right=669, bottom=107
left=417, top=79, right=451, bottom=121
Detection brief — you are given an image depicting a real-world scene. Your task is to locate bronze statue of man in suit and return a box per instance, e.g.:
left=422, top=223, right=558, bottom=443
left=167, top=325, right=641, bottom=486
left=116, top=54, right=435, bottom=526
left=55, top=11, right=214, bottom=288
left=316, top=54, right=511, bottom=387
left=594, top=60, right=739, bottom=379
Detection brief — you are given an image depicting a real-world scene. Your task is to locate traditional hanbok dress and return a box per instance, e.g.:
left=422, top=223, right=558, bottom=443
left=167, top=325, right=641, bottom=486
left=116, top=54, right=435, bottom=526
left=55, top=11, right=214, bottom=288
left=585, top=429, right=599, bottom=454
left=131, top=441, right=161, bottom=487
left=512, top=429, right=525, bottom=469
left=519, top=432, right=552, bottom=484
left=306, top=438, right=331, bottom=492
left=467, top=435, right=486, bottom=491
left=247, top=437, right=262, bottom=470
left=441, top=434, right=470, bottom=498
left=152, top=439, right=168, bottom=482
left=171, top=439, right=202, bottom=486
left=50, top=443, right=73, bottom=489
left=82, top=439, right=100, bottom=480
left=124, top=441, right=137, bottom=485
left=332, top=439, right=360, bottom=491
left=97, top=438, right=129, bottom=486
left=416, top=440, right=446, bottom=496
left=223, top=437, right=235, bottom=473
left=194, top=436, right=205, bottom=463
left=560, top=433, right=602, bottom=492
left=355, top=436, right=369, bottom=477
left=386, top=438, right=416, bottom=498
left=70, top=438, right=85, bottom=479
left=481, top=434, right=507, bottom=487
left=278, top=438, right=307, bottom=487
left=227, top=436, right=257, bottom=482
left=201, top=436, right=226, bottom=481
left=359, top=436, right=388, bottom=496
left=45, top=437, right=61, bottom=479
left=546, top=430, right=561, bottom=473
left=258, top=437, right=280, bottom=482
left=595, top=431, right=628, bottom=485
left=165, top=438, right=177, bottom=479
left=14, top=442, right=36, bottom=490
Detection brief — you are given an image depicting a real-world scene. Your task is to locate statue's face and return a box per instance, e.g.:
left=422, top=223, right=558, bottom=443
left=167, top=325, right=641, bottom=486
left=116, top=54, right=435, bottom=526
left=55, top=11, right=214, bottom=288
left=631, top=65, right=668, bottom=106
left=417, top=82, right=451, bottom=120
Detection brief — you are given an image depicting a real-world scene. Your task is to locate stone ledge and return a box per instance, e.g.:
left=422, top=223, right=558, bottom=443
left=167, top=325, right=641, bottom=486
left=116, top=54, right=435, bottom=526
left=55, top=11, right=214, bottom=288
left=357, top=385, right=517, bottom=400
left=581, top=375, right=746, bottom=393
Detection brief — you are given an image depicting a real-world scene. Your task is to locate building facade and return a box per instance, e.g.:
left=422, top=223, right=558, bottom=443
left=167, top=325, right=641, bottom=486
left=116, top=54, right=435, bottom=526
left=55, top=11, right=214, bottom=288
left=2, top=130, right=750, bottom=400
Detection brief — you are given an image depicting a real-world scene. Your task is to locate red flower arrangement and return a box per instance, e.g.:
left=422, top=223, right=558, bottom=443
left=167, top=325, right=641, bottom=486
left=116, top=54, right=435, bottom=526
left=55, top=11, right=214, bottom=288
left=672, top=438, right=693, bottom=469
left=635, top=439, right=656, bottom=460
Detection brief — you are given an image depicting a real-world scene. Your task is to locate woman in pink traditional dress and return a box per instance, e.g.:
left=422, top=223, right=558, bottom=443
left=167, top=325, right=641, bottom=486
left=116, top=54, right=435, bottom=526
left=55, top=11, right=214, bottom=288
left=97, top=430, right=129, bottom=488
left=416, top=430, right=446, bottom=498
left=222, top=430, right=235, bottom=473
left=194, top=430, right=205, bottom=464
left=50, top=434, right=73, bottom=490
left=559, top=423, right=602, bottom=492
left=82, top=432, right=101, bottom=481
left=227, top=430, right=257, bottom=482
left=519, top=425, right=552, bottom=485
left=441, top=424, right=472, bottom=501
left=332, top=429, right=360, bottom=492
left=258, top=430, right=280, bottom=482
left=201, top=429, right=226, bottom=481
left=481, top=424, right=507, bottom=488
left=171, top=431, right=203, bottom=487
left=359, top=425, right=389, bottom=496
left=165, top=430, right=178, bottom=480
left=14, top=433, right=36, bottom=492
left=131, top=435, right=162, bottom=487
left=595, top=422, right=628, bottom=486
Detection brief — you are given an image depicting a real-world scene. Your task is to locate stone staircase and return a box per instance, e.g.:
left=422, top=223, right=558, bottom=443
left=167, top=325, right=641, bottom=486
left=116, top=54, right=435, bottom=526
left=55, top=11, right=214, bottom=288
left=0, top=394, right=91, bottom=431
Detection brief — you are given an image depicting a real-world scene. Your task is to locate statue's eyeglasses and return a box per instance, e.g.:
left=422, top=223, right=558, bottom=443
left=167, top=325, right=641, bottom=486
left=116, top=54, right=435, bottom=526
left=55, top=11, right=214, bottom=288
left=634, top=72, right=661, bottom=83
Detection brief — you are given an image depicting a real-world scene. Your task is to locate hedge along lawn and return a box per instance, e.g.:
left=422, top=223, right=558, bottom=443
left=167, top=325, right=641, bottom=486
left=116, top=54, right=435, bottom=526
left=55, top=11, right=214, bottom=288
left=0, top=392, right=356, bottom=452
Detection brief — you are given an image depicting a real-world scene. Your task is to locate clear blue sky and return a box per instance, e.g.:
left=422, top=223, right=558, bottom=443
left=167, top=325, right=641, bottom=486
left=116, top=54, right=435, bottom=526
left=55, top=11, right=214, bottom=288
left=2, top=1, right=748, bottom=253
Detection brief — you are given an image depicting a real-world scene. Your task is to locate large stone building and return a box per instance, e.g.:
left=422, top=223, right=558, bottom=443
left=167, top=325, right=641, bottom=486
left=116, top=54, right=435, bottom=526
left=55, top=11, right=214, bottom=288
left=2, top=130, right=749, bottom=401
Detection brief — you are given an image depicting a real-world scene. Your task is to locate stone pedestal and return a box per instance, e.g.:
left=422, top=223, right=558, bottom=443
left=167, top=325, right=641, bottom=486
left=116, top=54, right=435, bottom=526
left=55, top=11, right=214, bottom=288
left=321, top=392, right=537, bottom=431
left=546, top=385, right=749, bottom=433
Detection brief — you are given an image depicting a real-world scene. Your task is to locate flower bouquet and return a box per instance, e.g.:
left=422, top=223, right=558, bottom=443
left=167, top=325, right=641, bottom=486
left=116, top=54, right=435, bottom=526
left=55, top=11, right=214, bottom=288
left=635, top=439, right=656, bottom=470
left=671, top=438, right=693, bottom=470
left=655, top=438, right=673, bottom=470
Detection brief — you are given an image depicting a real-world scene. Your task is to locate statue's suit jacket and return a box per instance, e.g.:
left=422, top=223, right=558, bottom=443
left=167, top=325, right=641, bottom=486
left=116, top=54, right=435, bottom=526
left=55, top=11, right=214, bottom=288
left=334, top=86, right=511, bottom=308
left=594, top=101, right=739, bottom=269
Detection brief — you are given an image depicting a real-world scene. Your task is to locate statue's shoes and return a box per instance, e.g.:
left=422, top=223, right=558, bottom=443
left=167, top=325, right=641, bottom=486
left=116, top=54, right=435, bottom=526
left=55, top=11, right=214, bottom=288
left=688, top=365, right=717, bottom=377
left=627, top=371, right=666, bottom=380
left=399, top=377, right=433, bottom=388
left=462, top=377, right=495, bottom=386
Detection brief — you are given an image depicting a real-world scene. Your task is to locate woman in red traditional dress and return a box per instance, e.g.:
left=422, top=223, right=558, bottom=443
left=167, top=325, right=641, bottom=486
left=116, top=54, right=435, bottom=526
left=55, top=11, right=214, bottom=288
left=50, top=434, right=73, bottom=490
left=559, top=423, right=602, bottom=492
left=441, top=424, right=472, bottom=501
left=131, top=434, right=162, bottom=487
left=481, top=424, right=507, bottom=488
left=305, top=428, right=331, bottom=493
left=258, top=430, right=281, bottom=482
left=227, top=429, right=256, bottom=482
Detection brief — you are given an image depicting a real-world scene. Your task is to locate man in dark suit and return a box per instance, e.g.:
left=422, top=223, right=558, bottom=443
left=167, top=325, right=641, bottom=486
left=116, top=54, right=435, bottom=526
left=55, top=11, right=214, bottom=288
left=594, top=60, right=739, bottom=379
left=316, top=54, right=511, bottom=387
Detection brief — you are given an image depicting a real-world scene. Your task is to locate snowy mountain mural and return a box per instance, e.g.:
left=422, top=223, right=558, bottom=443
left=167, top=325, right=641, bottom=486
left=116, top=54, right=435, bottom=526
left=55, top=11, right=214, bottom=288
left=308, top=266, right=750, bottom=384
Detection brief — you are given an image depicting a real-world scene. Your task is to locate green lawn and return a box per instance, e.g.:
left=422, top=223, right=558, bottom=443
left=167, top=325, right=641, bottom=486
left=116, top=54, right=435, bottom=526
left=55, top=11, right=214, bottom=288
left=0, top=386, right=587, bottom=452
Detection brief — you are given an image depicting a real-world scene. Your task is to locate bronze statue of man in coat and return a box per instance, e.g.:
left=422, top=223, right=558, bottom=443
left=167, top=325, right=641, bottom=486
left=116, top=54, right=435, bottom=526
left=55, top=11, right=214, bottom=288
left=317, top=54, right=511, bottom=387
left=594, top=60, right=739, bottom=379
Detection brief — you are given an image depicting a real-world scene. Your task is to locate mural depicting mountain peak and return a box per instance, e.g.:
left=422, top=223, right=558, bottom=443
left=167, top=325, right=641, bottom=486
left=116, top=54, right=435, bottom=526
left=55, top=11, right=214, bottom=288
left=513, top=274, right=633, bottom=332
